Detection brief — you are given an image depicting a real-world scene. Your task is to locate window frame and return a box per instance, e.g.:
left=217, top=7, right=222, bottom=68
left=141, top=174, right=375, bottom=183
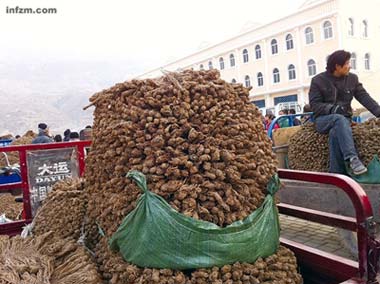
left=307, top=59, right=317, bottom=76
left=242, top=49, right=249, bottom=63
left=288, top=64, right=296, bottom=80
left=364, top=53, right=370, bottom=70
left=244, top=75, right=251, bottom=87
left=363, top=20, right=368, bottom=38
left=305, top=27, right=314, bottom=44
left=285, top=34, right=294, bottom=50
left=257, top=72, right=264, bottom=87
left=230, top=53, right=236, bottom=67
left=271, top=39, right=278, bottom=55
left=273, top=68, right=280, bottom=83
left=348, top=18, right=354, bottom=36
left=255, top=45, right=262, bottom=59
left=219, top=57, right=225, bottom=70
left=323, top=21, right=333, bottom=39
left=350, top=53, right=357, bottom=70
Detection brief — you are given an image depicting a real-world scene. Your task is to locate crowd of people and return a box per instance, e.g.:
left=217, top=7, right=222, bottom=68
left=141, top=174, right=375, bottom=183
left=31, top=123, right=92, bottom=144
left=263, top=104, right=312, bottom=132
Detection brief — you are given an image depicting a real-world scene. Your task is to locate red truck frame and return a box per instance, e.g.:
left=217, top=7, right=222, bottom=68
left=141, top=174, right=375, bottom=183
left=0, top=143, right=379, bottom=283
left=0, top=141, right=91, bottom=235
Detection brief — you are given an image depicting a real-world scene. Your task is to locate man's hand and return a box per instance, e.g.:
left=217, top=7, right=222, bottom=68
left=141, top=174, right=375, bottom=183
left=331, top=105, right=345, bottom=115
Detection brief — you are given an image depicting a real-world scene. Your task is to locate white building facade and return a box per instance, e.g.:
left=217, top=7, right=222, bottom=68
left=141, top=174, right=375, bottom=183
left=137, top=0, right=380, bottom=113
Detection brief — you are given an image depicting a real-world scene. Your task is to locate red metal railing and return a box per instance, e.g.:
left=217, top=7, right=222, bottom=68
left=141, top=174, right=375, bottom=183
left=0, top=141, right=91, bottom=235
left=278, top=169, right=380, bottom=284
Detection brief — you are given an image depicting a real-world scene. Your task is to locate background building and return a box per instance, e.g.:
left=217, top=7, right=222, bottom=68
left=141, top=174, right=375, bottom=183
left=137, top=0, right=380, bottom=114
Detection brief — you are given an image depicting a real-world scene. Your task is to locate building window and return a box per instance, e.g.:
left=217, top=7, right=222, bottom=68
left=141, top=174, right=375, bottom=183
left=348, top=18, right=354, bottom=36
left=323, top=21, right=333, bottom=39
left=208, top=61, right=213, bottom=70
left=271, top=39, right=278, bottom=54
left=273, top=68, right=280, bottom=83
left=252, top=99, right=265, bottom=108
left=230, top=54, right=235, bottom=67
left=200, top=64, right=204, bottom=70
left=288, top=64, right=296, bottom=80
left=305, top=27, right=314, bottom=44
left=244, top=75, right=251, bottom=87
left=219, top=57, right=224, bottom=70
left=231, top=78, right=237, bottom=84
left=257, top=72, right=264, bottom=86
left=364, top=53, right=370, bottom=70
left=255, top=45, right=262, bottom=59
left=274, top=94, right=298, bottom=105
left=363, top=20, right=368, bottom=37
left=286, top=34, right=294, bottom=50
left=307, top=59, right=317, bottom=76
left=350, top=53, right=357, bottom=70
left=242, top=49, right=249, bottom=63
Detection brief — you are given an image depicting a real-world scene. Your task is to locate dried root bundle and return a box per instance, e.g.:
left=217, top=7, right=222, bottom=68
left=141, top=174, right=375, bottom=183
left=0, top=232, right=101, bottom=284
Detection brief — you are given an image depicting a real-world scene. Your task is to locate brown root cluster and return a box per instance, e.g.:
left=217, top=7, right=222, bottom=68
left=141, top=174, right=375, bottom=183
left=32, top=179, right=87, bottom=241
left=0, top=130, right=36, bottom=167
left=85, top=69, right=277, bottom=242
left=0, top=232, right=101, bottom=284
left=288, top=119, right=380, bottom=171
left=95, top=238, right=301, bottom=284
left=0, top=193, right=22, bottom=220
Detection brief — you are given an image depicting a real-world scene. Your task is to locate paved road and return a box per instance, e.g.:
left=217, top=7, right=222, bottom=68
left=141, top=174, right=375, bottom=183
left=279, top=214, right=355, bottom=260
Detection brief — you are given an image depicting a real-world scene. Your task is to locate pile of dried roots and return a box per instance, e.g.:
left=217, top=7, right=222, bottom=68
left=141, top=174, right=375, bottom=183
left=288, top=118, right=380, bottom=171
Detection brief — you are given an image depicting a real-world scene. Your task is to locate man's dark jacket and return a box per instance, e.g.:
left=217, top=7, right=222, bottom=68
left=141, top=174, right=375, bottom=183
left=309, top=71, right=380, bottom=118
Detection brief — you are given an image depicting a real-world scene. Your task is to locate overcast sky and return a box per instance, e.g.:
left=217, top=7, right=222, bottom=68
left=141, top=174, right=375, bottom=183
left=0, top=0, right=306, bottom=76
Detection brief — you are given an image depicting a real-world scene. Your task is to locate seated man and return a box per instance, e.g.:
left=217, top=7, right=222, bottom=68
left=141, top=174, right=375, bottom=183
left=309, top=50, right=380, bottom=175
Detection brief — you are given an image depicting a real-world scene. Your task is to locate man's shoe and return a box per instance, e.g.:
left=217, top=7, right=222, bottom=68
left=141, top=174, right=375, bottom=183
left=349, top=156, right=367, bottom=175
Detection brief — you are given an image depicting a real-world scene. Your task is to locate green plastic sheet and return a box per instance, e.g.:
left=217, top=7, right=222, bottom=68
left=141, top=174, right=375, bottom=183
left=109, top=171, right=280, bottom=270
left=346, top=155, right=380, bottom=184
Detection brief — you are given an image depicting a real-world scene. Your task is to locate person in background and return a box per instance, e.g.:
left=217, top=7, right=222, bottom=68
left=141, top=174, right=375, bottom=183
left=54, top=134, right=63, bottom=142
left=264, top=114, right=279, bottom=131
left=69, top=132, right=80, bottom=141
left=278, top=109, right=290, bottom=128
left=309, top=49, right=380, bottom=175
left=79, top=125, right=92, bottom=141
left=63, top=129, right=71, bottom=141
left=301, top=104, right=312, bottom=124
left=15, top=135, right=20, bottom=139
left=289, top=109, right=301, bottom=126
left=31, top=123, right=54, bottom=144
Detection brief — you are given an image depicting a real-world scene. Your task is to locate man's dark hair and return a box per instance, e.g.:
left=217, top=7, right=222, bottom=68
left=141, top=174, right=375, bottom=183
left=289, top=109, right=296, bottom=114
left=70, top=132, right=79, bottom=139
left=326, top=50, right=351, bottom=73
left=54, top=134, right=62, bottom=142
left=64, top=129, right=71, bottom=137
left=282, top=109, right=289, bottom=115
left=38, top=123, right=48, bottom=130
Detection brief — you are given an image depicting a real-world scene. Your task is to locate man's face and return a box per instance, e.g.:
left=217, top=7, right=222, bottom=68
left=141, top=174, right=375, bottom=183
left=336, top=60, right=351, bottom=76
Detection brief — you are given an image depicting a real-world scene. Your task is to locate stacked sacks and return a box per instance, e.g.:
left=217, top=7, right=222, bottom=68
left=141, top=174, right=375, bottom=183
left=288, top=118, right=380, bottom=172
left=32, top=179, right=87, bottom=241
left=0, top=232, right=101, bottom=284
left=84, top=69, right=301, bottom=283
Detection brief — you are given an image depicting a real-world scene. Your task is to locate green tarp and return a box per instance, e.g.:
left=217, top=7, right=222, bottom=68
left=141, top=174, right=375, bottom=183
left=347, top=155, right=380, bottom=184
left=109, top=171, right=280, bottom=270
